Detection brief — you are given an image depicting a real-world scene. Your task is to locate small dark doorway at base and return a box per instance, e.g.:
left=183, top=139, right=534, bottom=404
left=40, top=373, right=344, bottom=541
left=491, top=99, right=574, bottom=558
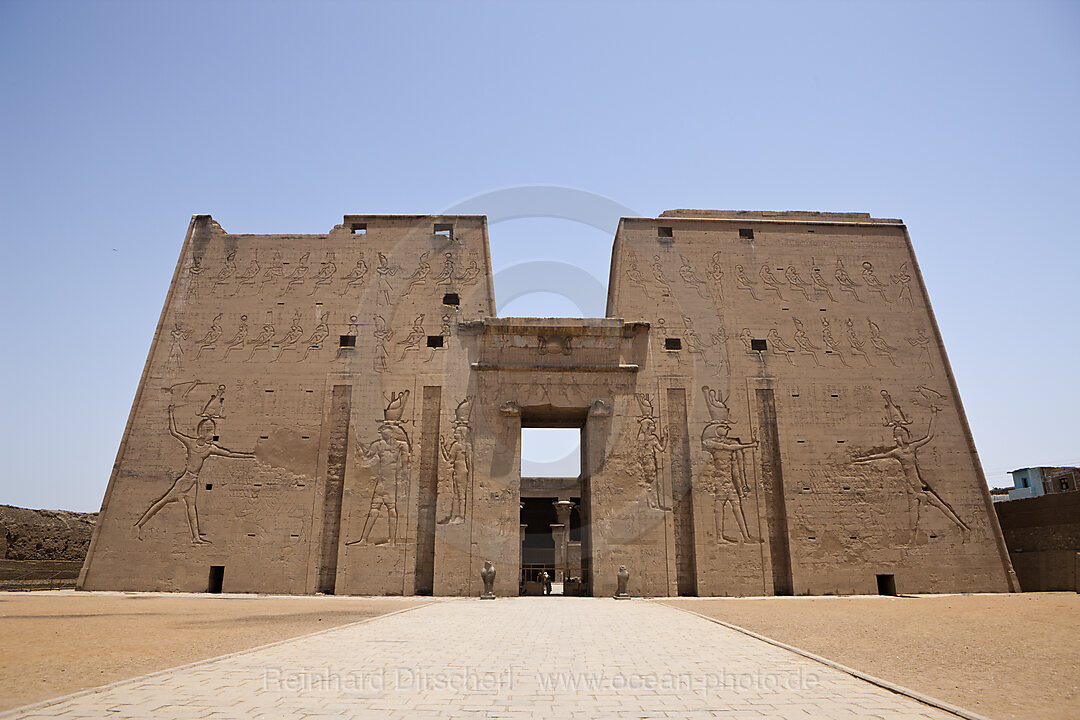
left=208, top=565, right=225, bottom=594
left=876, top=573, right=897, bottom=596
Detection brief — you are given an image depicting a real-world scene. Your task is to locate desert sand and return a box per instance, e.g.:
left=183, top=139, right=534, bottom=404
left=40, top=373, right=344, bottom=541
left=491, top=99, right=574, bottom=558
left=0, top=591, right=430, bottom=711
left=663, top=592, right=1080, bottom=720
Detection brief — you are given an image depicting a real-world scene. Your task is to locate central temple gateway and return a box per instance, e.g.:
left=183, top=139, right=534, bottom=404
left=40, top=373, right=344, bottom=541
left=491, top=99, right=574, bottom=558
left=79, top=211, right=1019, bottom=597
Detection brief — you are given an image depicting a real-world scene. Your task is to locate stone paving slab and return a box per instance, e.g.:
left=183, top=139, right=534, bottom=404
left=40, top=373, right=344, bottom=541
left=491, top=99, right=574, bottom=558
left=4, top=598, right=967, bottom=719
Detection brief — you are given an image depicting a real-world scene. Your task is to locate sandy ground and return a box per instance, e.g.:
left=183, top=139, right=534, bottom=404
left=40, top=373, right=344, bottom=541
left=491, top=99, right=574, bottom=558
left=4, top=591, right=1076, bottom=718
left=662, top=593, right=1080, bottom=720
left=0, top=591, right=430, bottom=712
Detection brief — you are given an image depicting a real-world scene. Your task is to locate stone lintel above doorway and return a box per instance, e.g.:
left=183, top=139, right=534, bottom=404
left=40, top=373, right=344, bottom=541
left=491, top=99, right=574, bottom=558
left=464, top=317, right=649, bottom=370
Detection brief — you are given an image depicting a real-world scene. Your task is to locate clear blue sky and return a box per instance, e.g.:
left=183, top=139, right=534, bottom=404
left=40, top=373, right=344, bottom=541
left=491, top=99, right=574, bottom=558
left=1, top=0, right=1077, bottom=512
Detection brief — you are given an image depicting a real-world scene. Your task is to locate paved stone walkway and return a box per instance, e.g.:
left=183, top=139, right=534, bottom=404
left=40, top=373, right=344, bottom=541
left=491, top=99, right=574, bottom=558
left=8, top=598, right=964, bottom=719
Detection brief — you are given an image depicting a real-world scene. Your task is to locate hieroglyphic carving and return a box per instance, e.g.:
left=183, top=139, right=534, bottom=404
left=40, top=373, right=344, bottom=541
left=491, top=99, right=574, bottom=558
left=700, top=386, right=759, bottom=544
left=166, top=323, right=188, bottom=371
left=308, top=251, right=337, bottom=295
left=735, top=264, right=759, bottom=300
left=339, top=254, right=368, bottom=296
left=211, top=250, right=237, bottom=293
left=701, top=385, right=732, bottom=424
left=272, top=310, right=304, bottom=362
left=766, top=328, right=795, bottom=365
left=867, top=318, right=899, bottom=367
left=589, top=398, right=612, bottom=417
left=835, top=259, right=861, bottom=301
left=260, top=252, right=285, bottom=290
left=820, top=317, right=850, bottom=367
left=682, top=316, right=714, bottom=366
left=892, top=262, right=913, bottom=308
left=853, top=395, right=969, bottom=541
left=135, top=395, right=255, bottom=544
left=439, top=396, right=472, bottom=524
left=739, top=327, right=755, bottom=354
left=624, top=251, right=652, bottom=298
left=222, top=314, right=249, bottom=360
left=861, top=261, right=891, bottom=303
left=785, top=265, right=812, bottom=301
left=372, top=315, right=393, bottom=373
left=708, top=329, right=728, bottom=369
left=299, top=312, right=330, bottom=362
left=538, top=335, right=572, bottom=356
left=679, top=255, right=710, bottom=300
left=397, top=314, right=426, bottom=361
left=881, top=390, right=911, bottom=427
left=424, top=314, right=452, bottom=363
left=907, top=329, right=935, bottom=376
left=811, top=260, right=836, bottom=301
left=199, top=384, right=227, bottom=420
left=432, top=252, right=455, bottom=290
left=911, top=385, right=946, bottom=409
left=454, top=254, right=482, bottom=286
left=166, top=378, right=204, bottom=404
left=375, top=253, right=396, bottom=305
left=348, top=391, right=412, bottom=546
left=186, top=256, right=204, bottom=299
left=845, top=318, right=873, bottom=366
left=231, top=251, right=261, bottom=296
left=634, top=393, right=668, bottom=510
left=706, top=252, right=724, bottom=302
left=195, top=313, right=223, bottom=360
left=400, top=252, right=431, bottom=297
left=283, top=252, right=310, bottom=294
left=791, top=318, right=821, bottom=365
left=651, top=255, right=672, bottom=295
left=246, top=311, right=275, bottom=361
left=759, top=265, right=785, bottom=300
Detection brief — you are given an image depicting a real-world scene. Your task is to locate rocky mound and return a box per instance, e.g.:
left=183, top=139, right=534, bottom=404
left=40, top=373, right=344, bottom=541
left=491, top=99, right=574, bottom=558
left=0, top=504, right=97, bottom=561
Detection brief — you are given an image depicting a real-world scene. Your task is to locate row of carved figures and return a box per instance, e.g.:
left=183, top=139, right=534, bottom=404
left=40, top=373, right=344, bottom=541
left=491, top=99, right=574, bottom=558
left=736, top=317, right=936, bottom=373
left=656, top=314, right=937, bottom=375
left=634, top=387, right=969, bottom=546
left=136, top=386, right=474, bottom=546
left=626, top=251, right=915, bottom=307
left=166, top=310, right=454, bottom=370
left=187, top=249, right=482, bottom=303
left=140, top=379, right=967, bottom=550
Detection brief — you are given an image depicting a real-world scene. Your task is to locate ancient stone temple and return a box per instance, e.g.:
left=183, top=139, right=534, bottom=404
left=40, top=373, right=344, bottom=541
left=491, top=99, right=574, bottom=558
left=78, top=211, right=1019, bottom=597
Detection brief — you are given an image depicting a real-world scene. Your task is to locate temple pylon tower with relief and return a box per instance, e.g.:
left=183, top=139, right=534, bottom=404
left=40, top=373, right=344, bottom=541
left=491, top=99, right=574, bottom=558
left=79, top=210, right=1019, bottom=597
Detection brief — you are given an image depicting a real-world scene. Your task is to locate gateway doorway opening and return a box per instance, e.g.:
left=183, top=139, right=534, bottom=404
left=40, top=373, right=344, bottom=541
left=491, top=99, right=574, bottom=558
left=518, top=416, right=590, bottom=596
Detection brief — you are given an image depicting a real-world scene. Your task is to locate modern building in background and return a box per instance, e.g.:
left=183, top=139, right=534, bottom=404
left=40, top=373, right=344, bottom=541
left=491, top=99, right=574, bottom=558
left=79, top=211, right=1019, bottom=597
left=1007, top=467, right=1080, bottom=501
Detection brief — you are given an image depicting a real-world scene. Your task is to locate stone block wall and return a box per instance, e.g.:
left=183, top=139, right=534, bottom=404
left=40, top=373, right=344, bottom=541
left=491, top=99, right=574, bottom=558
left=80, top=210, right=1018, bottom=596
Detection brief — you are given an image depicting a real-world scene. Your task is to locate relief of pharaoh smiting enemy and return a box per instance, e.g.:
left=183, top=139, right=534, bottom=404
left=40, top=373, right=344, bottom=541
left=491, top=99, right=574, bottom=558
left=699, top=386, right=760, bottom=545
left=135, top=384, right=256, bottom=544
left=851, top=390, right=970, bottom=542
left=347, top=390, right=412, bottom=546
